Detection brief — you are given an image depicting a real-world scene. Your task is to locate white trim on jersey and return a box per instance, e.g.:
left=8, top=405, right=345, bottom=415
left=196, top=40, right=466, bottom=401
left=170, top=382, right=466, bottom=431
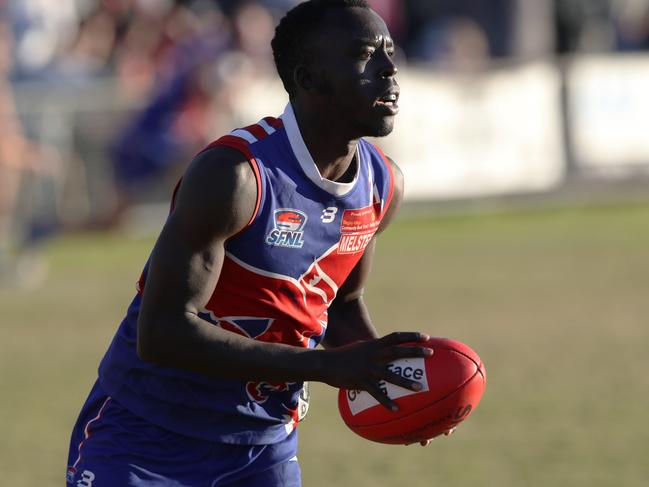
left=71, top=397, right=112, bottom=469
left=314, top=262, right=339, bottom=295
left=226, top=240, right=345, bottom=311
left=298, top=242, right=341, bottom=304
left=303, top=281, right=328, bottom=304
left=367, top=153, right=374, bottom=207
left=230, top=129, right=258, bottom=144
left=281, top=102, right=360, bottom=197
left=374, top=184, right=382, bottom=208
left=201, top=312, right=275, bottom=327
left=304, top=241, right=340, bottom=270
left=225, top=251, right=308, bottom=305
left=257, top=119, right=276, bottom=136
left=298, top=242, right=339, bottom=280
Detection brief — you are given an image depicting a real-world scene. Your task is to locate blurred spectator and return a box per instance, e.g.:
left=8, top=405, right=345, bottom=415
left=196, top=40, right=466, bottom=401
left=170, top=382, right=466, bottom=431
left=0, top=17, right=60, bottom=287
left=404, top=0, right=515, bottom=63
left=554, top=0, right=615, bottom=53
left=511, top=0, right=555, bottom=60
left=611, top=0, right=649, bottom=51
left=90, top=1, right=281, bottom=229
left=406, top=16, right=490, bottom=71
left=4, top=0, right=281, bottom=232
left=3, top=0, right=648, bottom=240
left=5, top=0, right=80, bottom=79
left=113, top=0, right=179, bottom=101
left=230, top=1, right=277, bottom=68
left=55, top=6, right=118, bottom=81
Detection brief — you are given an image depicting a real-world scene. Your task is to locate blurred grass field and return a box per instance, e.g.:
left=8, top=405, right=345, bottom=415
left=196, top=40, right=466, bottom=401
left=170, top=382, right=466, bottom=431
left=1, top=200, right=649, bottom=487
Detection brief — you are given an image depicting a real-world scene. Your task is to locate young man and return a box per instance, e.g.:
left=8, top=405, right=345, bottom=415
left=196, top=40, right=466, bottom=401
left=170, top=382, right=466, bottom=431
left=67, top=1, right=438, bottom=486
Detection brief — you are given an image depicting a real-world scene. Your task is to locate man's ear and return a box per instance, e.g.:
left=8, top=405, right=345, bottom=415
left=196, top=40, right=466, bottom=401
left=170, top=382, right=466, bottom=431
left=295, top=64, right=331, bottom=95
left=294, top=65, right=314, bottom=92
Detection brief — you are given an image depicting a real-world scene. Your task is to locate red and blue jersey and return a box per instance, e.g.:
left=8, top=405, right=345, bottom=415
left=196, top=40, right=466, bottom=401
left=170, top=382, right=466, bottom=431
left=98, top=103, right=395, bottom=445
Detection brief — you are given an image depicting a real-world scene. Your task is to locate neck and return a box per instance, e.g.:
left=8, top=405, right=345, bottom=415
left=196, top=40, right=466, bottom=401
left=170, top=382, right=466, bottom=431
left=291, top=99, right=358, bottom=182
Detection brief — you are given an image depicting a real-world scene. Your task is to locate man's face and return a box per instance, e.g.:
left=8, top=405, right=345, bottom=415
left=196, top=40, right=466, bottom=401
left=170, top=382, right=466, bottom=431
left=307, top=7, right=399, bottom=138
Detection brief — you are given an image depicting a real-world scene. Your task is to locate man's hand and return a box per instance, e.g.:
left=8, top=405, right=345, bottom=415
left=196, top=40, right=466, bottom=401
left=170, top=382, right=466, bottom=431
left=410, top=427, right=457, bottom=447
left=320, top=332, right=433, bottom=411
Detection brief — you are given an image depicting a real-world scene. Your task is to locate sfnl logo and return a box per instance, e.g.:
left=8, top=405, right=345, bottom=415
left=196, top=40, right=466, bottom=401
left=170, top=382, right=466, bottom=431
left=266, top=209, right=307, bottom=248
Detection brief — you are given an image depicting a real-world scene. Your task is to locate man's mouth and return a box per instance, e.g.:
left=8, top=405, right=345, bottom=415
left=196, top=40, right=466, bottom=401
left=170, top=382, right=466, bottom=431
left=375, top=93, right=399, bottom=105
left=374, top=91, right=399, bottom=115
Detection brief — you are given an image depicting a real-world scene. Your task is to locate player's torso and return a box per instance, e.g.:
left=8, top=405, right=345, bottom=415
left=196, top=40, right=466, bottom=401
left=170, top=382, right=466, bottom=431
left=98, top=104, right=394, bottom=444
left=199, top=105, right=394, bottom=353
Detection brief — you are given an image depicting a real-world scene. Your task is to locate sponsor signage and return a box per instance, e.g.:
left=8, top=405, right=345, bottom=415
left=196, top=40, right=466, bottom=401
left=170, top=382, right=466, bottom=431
left=346, top=357, right=429, bottom=415
left=568, top=54, right=649, bottom=174
left=338, top=204, right=380, bottom=255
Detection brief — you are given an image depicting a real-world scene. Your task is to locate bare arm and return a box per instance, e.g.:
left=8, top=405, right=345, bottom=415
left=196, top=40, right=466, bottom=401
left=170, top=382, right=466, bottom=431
left=137, top=146, right=323, bottom=382
left=137, top=149, right=426, bottom=409
left=323, top=156, right=405, bottom=348
left=318, top=158, right=427, bottom=409
left=323, top=158, right=456, bottom=436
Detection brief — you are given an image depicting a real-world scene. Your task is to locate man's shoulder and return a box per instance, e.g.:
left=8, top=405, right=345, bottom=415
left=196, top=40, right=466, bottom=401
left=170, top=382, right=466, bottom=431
left=168, top=145, right=258, bottom=238
left=201, top=116, right=286, bottom=153
left=189, top=144, right=256, bottom=185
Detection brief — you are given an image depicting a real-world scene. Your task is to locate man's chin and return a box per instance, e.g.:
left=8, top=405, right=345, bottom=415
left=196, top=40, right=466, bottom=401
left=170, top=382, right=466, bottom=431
left=363, top=117, right=395, bottom=138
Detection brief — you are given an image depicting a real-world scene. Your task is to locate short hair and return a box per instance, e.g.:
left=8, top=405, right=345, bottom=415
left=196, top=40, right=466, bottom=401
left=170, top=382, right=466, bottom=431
left=271, top=0, right=370, bottom=96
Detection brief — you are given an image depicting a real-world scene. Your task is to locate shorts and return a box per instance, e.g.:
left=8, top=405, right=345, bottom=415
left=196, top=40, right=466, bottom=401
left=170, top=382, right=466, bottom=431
left=66, top=382, right=301, bottom=487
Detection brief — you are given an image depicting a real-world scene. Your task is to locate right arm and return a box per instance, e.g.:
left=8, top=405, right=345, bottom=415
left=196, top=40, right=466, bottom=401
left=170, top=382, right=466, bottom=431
left=136, top=147, right=431, bottom=408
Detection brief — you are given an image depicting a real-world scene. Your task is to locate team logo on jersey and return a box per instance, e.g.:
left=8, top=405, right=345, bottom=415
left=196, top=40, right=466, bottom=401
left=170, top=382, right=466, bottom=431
left=266, top=209, right=307, bottom=248
left=219, top=317, right=274, bottom=339
left=197, top=312, right=274, bottom=340
left=246, top=380, right=293, bottom=403
left=66, top=467, right=76, bottom=484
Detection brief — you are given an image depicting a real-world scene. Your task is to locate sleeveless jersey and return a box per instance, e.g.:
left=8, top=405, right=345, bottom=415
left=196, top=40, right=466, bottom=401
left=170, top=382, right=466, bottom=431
left=98, top=103, right=395, bottom=445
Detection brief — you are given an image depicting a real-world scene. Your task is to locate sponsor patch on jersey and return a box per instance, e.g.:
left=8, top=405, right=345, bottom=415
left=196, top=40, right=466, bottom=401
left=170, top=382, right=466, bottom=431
left=338, top=203, right=381, bottom=254
left=266, top=209, right=307, bottom=248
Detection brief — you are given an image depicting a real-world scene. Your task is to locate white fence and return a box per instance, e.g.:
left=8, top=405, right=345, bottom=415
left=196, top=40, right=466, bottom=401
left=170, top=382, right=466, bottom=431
left=11, top=54, right=649, bottom=225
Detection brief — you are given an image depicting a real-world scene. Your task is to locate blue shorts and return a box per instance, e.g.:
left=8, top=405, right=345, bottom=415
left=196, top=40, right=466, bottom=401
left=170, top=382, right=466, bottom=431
left=66, top=382, right=301, bottom=487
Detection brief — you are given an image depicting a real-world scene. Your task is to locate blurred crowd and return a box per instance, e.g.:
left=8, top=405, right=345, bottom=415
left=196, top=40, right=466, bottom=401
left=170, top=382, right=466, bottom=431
left=1, top=0, right=649, bottom=287
left=5, top=0, right=649, bottom=83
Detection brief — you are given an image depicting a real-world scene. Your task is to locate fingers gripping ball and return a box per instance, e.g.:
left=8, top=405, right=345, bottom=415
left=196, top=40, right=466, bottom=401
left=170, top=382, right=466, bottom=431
left=338, top=337, right=486, bottom=445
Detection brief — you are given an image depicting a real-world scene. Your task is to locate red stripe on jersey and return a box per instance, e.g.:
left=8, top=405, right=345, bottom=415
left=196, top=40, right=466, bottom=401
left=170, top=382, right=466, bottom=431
left=264, top=116, right=284, bottom=129
left=241, top=123, right=269, bottom=141
left=212, top=136, right=263, bottom=230
left=196, top=139, right=222, bottom=156
left=208, top=256, right=321, bottom=348
left=179, top=135, right=263, bottom=224
left=193, top=135, right=262, bottom=229
left=373, top=145, right=395, bottom=218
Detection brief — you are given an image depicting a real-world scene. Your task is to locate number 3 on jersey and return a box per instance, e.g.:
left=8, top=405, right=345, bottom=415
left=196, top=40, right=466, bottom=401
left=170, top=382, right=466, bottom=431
left=321, top=207, right=338, bottom=223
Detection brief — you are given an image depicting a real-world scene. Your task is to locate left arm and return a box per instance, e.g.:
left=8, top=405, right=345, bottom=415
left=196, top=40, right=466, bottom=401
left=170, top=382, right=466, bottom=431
left=324, top=159, right=455, bottom=443
left=322, top=157, right=404, bottom=348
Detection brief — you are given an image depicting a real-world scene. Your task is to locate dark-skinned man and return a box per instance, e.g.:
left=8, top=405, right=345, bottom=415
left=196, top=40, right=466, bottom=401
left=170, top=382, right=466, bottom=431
left=67, top=2, right=445, bottom=486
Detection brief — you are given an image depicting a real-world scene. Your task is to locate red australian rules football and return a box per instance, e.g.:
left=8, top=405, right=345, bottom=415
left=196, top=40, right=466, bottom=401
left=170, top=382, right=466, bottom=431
left=338, top=337, right=486, bottom=445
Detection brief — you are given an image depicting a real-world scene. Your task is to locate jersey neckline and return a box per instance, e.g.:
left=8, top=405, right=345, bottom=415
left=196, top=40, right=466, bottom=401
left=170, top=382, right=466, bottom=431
left=281, top=102, right=360, bottom=197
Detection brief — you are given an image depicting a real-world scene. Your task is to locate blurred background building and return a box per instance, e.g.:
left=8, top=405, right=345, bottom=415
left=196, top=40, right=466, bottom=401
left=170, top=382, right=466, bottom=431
left=1, top=0, right=649, bottom=286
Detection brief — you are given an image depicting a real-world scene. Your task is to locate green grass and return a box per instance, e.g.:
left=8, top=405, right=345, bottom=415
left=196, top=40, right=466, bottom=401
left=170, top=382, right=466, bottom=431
left=1, top=202, right=648, bottom=486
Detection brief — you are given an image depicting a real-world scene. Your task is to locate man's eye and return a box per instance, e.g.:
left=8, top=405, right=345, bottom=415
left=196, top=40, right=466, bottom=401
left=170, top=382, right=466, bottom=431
left=359, top=50, right=374, bottom=60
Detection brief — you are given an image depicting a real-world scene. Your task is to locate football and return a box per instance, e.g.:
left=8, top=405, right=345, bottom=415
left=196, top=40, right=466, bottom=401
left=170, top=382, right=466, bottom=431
left=337, top=337, right=486, bottom=445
